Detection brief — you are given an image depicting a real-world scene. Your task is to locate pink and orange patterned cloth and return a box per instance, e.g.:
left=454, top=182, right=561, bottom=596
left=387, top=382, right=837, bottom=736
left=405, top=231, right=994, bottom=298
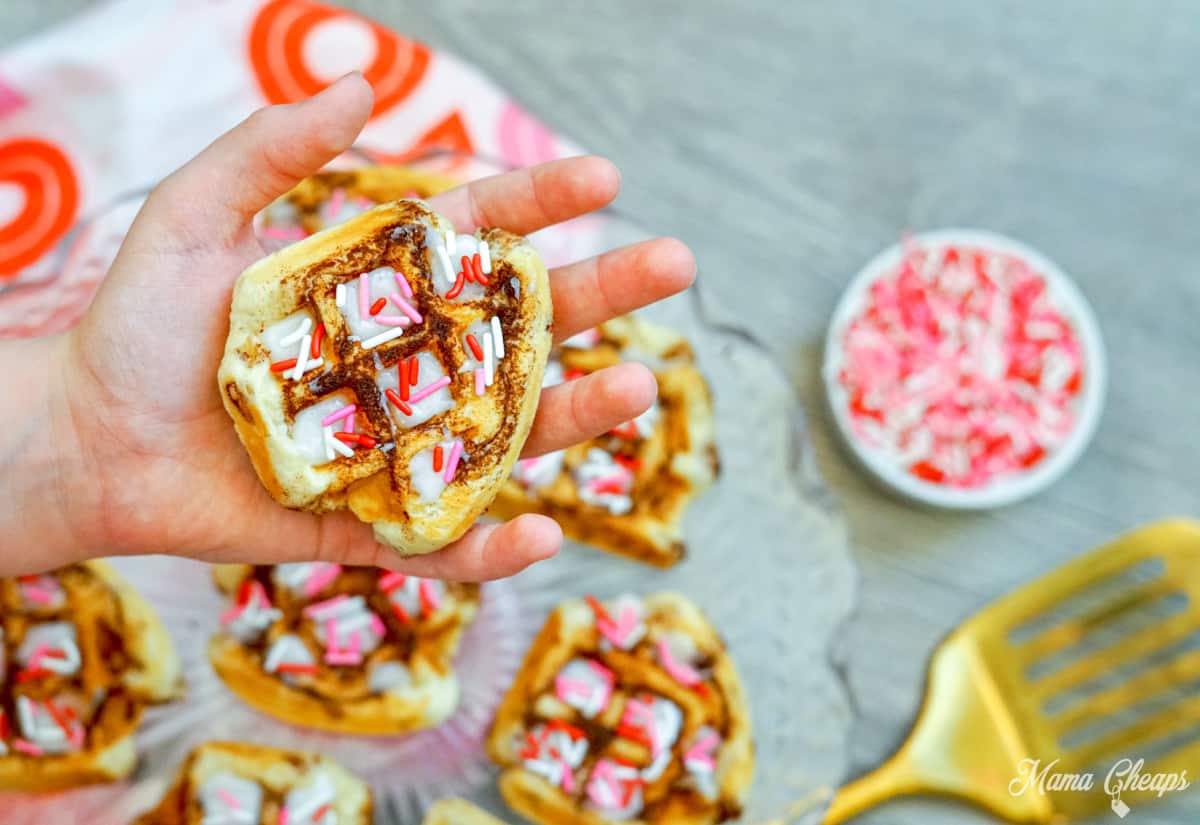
left=0, top=0, right=579, bottom=336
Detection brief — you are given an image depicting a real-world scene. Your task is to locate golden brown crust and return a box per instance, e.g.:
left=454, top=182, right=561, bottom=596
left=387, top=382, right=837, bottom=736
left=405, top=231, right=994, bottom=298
left=487, top=593, right=752, bottom=825
left=207, top=564, right=479, bottom=735
left=133, top=741, right=372, bottom=825
left=220, top=199, right=553, bottom=555
left=489, top=317, right=718, bottom=567
left=0, top=561, right=181, bottom=791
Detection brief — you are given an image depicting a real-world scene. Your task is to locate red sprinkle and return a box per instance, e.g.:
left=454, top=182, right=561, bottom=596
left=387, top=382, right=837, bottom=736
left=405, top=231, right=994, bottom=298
left=398, top=358, right=409, bottom=399
left=613, top=455, right=642, bottom=472
left=16, top=667, right=53, bottom=683
left=385, top=388, right=413, bottom=416
left=0, top=710, right=8, bottom=740
left=369, top=297, right=387, bottom=316
left=585, top=594, right=614, bottom=624
left=43, top=699, right=74, bottom=739
left=466, top=334, right=484, bottom=360
left=310, top=323, right=325, bottom=358
left=276, top=663, right=319, bottom=675
left=334, top=432, right=377, bottom=448
left=270, top=358, right=298, bottom=372
left=313, top=805, right=331, bottom=821
left=409, top=356, right=419, bottom=385
left=472, top=252, right=489, bottom=286
left=446, top=270, right=466, bottom=299
left=461, top=255, right=475, bottom=283
left=390, top=601, right=412, bottom=625
left=433, top=445, right=444, bottom=473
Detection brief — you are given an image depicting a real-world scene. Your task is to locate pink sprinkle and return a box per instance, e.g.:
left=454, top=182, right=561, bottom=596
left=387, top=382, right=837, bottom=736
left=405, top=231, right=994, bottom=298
left=325, top=188, right=346, bottom=222
left=13, top=739, right=42, bottom=756
left=24, top=644, right=49, bottom=670
left=685, top=732, right=719, bottom=765
left=389, top=292, right=423, bottom=323
left=596, top=603, right=640, bottom=648
left=219, top=603, right=246, bottom=624
left=394, top=270, right=413, bottom=298
left=657, top=637, right=703, bottom=686
left=304, top=564, right=342, bottom=596
left=217, top=788, right=241, bottom=809
left=344, top=413, right=355, bottom=433
left=358, top=273, right=370, bottom=320
left=303, top=594, right=348, bottom=618
left=279, top=807, right=290, bottom=825
left=410, top=376, right=451, bottom=404
left=320, top=404, right=356, bottom=427
left=474, top=368, right=485, bottom=395
left=325, top=650, right=363, bottom=666
left=347, top=631, right=362, bottom=655
left=259, top=226, right=308, bottom=240
left=555, top=675, right=594, bottom=703
left=373, top=314, right=411, bottom=326
left=442, top=440, right=464, bottom=483
left=369, top=612, right=386, bottom=637
left=379, top=571, right=406, bottom=592
left=23, top=585, right=53, bottom=605
left=418, top=579, right=442, bottom=611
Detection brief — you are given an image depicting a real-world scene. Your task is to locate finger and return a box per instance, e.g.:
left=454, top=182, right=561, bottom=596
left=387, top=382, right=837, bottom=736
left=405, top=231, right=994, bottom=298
left=549, top=237, right=696, bottom=343
left=428, top=156, right=620, bottom=235
left=368, top=515, right=562, bottom=580
left=521, top=363, right=657, bottom=458
left=147, top=73, right=374, bottom=244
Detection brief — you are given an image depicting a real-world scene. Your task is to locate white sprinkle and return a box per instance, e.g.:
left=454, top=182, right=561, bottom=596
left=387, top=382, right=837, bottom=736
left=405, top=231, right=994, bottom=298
left=490, top=315, right=505, bottom=359
left=436, top=245, right=454, bottom=287
left=445, top=229, right=456, bottom=257
left=291, top=335, right=312, bottom=380
left=484, top=332, right=495, bottom=386
left=322, top=426, right=335, bottom=462
left=480, top=240, right=492, bottom=274
left=330, top=433, right=354, bottom=459
left=360, top=327, right=405, bottom=350
left=335, top=283, right=346, bottom=307
left=279, top=317, right=311, bottom=348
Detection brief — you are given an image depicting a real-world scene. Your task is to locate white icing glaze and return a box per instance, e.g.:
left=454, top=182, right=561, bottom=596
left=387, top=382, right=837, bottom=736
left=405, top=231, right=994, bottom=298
left=409, top=444, right=451, bottom=501
left=573, top=448, right=634, bottom=514
left=378, top=349, right=454, bottom=428
left=283, top=772, right=338, bottom=825
left=342, top=266, right=411, bottom=341
left=368, top=660, right=413, bottom=694
left=595, top=594, right=646, bottom=651
left=15, top=695, right=84, bottom=754
left=273, top=562, right=341, bottom=595
left=17, top=574, right=65, bottom=610
left=291, top=397, right=356, bottom=465
left=554, top=658, right=614, bottom=719
left=385, top=575, right=444, bottom=619
left=621, top=694, right=682, bottom=763
left=16, top=622, right=81, bottom=677
left=682, top=725, right=722, bottom=799
left=262, top=310, right=316, bottom=363
left=511, top=450, right=565, bottom=492
left=585, top=758, right=644, bottom=819
left=263, top=633, right=315, bottom=674
left=309, top=596, right=385, bottom=657
left=199, top=771, right=264, bottom=825
left=522, top=724, right=588, bottom=791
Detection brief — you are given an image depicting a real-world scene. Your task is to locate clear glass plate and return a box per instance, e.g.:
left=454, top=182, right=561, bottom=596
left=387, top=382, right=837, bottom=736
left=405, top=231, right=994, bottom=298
left=0, top=152, right=857, bottom=825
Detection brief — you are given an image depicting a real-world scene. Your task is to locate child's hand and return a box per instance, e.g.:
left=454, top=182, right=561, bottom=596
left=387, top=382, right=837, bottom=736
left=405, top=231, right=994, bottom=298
left=3, top=74, right=694, bottom=580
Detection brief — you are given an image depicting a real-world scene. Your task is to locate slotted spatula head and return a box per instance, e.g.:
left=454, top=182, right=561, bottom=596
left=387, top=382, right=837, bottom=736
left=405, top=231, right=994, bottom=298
left=824, top=520, right=1200, bottom=824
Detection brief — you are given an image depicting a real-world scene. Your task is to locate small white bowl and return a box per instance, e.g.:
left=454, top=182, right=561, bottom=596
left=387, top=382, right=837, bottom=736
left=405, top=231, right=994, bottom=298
left=822, top=229, right=1107, bottom=509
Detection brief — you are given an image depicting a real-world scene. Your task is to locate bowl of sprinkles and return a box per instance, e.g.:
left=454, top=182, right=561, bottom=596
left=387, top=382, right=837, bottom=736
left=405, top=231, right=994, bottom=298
left=824, top=229, right=1106, bottom=509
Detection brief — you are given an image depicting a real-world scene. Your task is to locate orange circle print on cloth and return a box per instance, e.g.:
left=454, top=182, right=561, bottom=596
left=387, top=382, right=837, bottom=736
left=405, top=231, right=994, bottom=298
left=248, top=0, right=431, bottom=120
left=0, top=138, right=79, bottom=281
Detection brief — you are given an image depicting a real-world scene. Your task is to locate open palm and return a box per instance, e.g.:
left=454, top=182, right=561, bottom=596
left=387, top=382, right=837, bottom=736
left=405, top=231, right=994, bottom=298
left=60, top=74, right=694, bottom=581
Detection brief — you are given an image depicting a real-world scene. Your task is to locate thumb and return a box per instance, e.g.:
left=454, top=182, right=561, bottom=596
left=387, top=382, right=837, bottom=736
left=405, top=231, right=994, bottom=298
left=147, top=73, right=374, bottom=244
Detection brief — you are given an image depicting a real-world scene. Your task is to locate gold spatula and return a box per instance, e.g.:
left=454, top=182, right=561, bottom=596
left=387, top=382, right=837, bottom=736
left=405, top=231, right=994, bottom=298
left=823, top=519, right=1200, bottom=823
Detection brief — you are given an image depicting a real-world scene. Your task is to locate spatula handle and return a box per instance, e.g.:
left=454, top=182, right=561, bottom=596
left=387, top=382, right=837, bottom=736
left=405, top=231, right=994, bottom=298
left=822, top=756, right=919, bottom=824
